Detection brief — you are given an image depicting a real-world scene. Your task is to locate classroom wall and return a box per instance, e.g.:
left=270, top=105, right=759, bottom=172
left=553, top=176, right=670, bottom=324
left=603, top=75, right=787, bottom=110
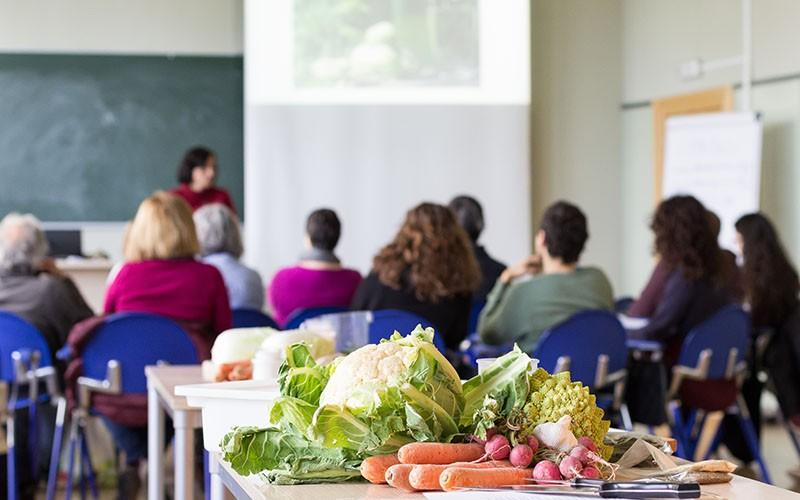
left=1, top=0, right=244, bottom=262
left=530, top=0, right=624, bottom=290
left=619, top=0, right=800, bottom=295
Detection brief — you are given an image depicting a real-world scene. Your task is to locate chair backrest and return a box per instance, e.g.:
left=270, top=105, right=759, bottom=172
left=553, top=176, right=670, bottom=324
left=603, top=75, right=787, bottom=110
left=232, top=308, right=278, bottom=329
left=81, top=312, right=198, bottom=394
left=677, top=305, right=750, bottom=379
left=468, top=300, right=486, bottom=335
left=0, top=312, right=53, bottom=382
left=285, top=306, right=348, bottom=330
left=368, top=309, right=445, bottom=352
left=534, top=310, right=627, bottom=387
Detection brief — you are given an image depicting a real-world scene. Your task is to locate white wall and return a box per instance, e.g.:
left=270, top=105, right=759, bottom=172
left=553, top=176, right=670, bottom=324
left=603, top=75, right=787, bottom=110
left=0, top=0, right=242, bottom=54
left=1, top=0, right=244, bottom=262
left=619, top=0, right=800, bottom=295
left=531, top=0, right=623, bottom=290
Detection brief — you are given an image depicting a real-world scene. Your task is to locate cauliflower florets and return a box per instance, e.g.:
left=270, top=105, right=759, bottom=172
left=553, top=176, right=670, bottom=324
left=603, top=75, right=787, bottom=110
left=319, top=341, right=415, bottom=409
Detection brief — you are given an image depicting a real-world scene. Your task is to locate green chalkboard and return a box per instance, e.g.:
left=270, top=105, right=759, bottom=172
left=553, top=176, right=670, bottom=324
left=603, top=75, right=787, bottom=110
left=0, top=54, right=243, bottom=221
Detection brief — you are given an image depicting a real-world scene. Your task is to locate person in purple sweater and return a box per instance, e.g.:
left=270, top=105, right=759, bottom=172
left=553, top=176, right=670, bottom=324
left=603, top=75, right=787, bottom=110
left=268, top=209, right=362, bottom=326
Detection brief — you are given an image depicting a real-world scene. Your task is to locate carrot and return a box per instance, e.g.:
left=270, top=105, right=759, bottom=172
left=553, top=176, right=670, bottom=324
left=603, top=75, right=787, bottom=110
left=397, top=442, right=485, bottom=464
left=385, top=464, right=416, bottom=492
left=409, top=460, right=510, bottom=491
left=440, top=466, right=533, bottom=492
left=360, top=454, right=400, bottom=484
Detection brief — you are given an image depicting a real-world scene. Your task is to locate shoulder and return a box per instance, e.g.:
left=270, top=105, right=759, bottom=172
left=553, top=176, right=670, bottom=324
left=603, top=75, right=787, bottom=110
left=578, top=266, right=611, bottom=282
left=272, top=265, right=301, bottom=282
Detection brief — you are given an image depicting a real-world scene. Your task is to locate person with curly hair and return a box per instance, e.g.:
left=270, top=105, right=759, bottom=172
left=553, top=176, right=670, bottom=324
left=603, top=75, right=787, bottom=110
left=477, top=200, right=614, bottom=353
left=628, top=195, right=734, bottom=366
left=350, top=202, right=481, bottom=350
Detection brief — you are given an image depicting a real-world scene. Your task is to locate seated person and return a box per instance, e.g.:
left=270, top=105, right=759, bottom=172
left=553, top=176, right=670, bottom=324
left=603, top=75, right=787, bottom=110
left=99, top=191, right=232, bottom=497
left=628, top=196, right=734, bottom=367
left=449, top=195, right=506, bottom=303
left=628, top=209, right=741, bottom=317
left=350, top=203, right=481, bottom=350
left=478, top=201, right=614, bottom=353
left=194, top=203, right=265, bottom=310
left=170, top=145, right=236, bottom=213
left=268, top=208, right=362, bottom=326
left=0, top=213, right=93, bottom=357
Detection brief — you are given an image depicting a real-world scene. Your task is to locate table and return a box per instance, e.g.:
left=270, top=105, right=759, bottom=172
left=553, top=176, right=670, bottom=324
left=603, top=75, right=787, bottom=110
left=210, top=451, right=800, bottom=500
left=145, top=365, right=205, bottom=500
left=56, top=257, right=113, bottom=313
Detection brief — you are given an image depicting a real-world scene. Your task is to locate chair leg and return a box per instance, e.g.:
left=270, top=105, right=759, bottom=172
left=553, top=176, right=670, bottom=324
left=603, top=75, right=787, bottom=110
left=64, top=414, right=81, bottom=500
left=619, top=403, right=634, bottom=432
left=28, top=399, right=38, bottom=481
left=736, top=412, right=771, bottom=484
left=7, top=413, right=17, bottom=500
left=46, top=398, right=66, bottom=500
left=79, top=430, right=98, bottom=500
left=694, top=411, right=723, bottom=461
left=670, top=402, right=689, bottom=459
left=787, top=420, right=800, bottom=458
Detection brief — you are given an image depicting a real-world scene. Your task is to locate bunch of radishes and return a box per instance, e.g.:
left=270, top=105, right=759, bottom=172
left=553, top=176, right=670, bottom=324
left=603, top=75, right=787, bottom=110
left=475, top=429, right=540, bottom=468
left=532, top=437, right=603, bottom=481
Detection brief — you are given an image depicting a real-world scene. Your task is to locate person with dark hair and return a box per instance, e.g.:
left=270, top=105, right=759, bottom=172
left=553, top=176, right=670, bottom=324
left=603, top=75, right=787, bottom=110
left=627, top=209, right=742, bottom=317
left=268, top=208, right=361, bottom=326
left=449, top=195, right=506, bottom=302
left=628, top=196, right=734, bottom=366
left=477, top=200, right=613, bottom=352
left=722, top=212, right=800, bottom=462
left=171, top=145, right=236, bottom=213
left=350, top=202, right=481, bottom=350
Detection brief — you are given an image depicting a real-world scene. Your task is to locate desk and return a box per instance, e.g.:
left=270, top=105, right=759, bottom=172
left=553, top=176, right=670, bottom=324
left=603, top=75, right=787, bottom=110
left=145, top=365, right=204, bottom=500
left=210, top=451, right=800, bottom=500
left=56, top=258, right=113, bottom=313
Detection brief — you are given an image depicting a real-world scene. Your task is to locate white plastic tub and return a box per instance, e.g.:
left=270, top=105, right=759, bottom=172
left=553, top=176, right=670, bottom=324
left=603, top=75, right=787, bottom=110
left=175, top=379, right=281, bottom=452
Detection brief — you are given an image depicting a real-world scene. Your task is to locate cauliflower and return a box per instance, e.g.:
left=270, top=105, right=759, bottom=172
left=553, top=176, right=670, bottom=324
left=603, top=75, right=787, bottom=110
left=319, top=340, right=418, bottom=409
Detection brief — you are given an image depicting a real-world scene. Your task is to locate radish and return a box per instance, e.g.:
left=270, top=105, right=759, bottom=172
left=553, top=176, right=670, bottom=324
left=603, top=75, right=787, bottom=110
left=577, top=436, right=598, bottom=453
left=569, top=445, right=592, bottom=465
left=485, top=434, right=511, bottom=460
left=581, top=465, right=601, bottom=479
left=527, top=435, right=540, bottom=454
left=509, top=444, right=533, bottom=468
left=532, top=460, right=562, bottom=481
left=558, top=456, right=583, bottom=479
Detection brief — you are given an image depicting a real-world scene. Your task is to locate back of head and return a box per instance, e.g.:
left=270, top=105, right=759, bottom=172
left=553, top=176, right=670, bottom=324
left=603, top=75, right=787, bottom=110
left=735, top=212, right=800, bottom=326
left=194, top=203, right=243, bottom=258
left=448, top=195, right=484, bottom=242
left=706, top=210, right=721, bottom=238
left=374, top=202, right=480, bottom=302
left=0, top=213, right=49, bottom=272
left=651, top=195, right=719, bottom=281
left=125, top=191, right=199, bottom=261
left=177, top=145, right=215, bottom=184
left=539, top=201, right=588, bottom=264
left=306, top=208, right=341, bottom=252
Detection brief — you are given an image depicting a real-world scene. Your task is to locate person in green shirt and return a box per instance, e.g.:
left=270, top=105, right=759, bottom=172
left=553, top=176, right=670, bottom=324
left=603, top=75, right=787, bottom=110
left=478, top=200, right=614, bottom=352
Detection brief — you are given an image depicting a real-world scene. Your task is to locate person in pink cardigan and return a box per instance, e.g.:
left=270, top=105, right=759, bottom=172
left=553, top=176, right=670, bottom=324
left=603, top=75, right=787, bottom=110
left=102, top=191, right=231, bottom=497
left=268, top=209, right=361, bottom=326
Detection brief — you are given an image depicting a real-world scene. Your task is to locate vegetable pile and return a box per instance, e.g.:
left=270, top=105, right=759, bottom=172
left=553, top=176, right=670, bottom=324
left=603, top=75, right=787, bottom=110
left=221, top=326, right=463, bottom=484
left=220, top=333, right=615, bottom=489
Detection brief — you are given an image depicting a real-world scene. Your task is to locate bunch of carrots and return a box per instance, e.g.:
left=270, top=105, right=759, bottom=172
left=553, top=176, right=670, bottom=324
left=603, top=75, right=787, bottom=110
left=361, top=442, right=534, bottom=492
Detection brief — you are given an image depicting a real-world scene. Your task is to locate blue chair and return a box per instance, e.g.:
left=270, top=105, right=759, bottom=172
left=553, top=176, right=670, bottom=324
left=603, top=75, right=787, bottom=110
left=0, top=312, right=61, bottom=500
left=534, top=310, right=633, bottom=430
left=231, top=309, right=278, bottom=329
left=367, top=309, right=446, bottom=352
left=467, top=300, right=485, bottom=336
left=47, top=312, right=199, bottom=500
left=284, top=306, right=348, bottom=330
left=666, top=305, right=770, bottom=482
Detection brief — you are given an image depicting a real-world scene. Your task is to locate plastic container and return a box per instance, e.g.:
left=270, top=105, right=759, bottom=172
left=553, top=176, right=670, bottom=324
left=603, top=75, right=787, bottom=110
left=175, top=379, right=280, bottom=452
left=252, top=346, right=282, bottom=382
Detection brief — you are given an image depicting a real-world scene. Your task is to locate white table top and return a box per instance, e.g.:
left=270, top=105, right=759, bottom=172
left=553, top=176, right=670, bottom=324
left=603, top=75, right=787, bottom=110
left=145, top=365, right=205, bottom=412
left=215, top=454, right=800, bottom=500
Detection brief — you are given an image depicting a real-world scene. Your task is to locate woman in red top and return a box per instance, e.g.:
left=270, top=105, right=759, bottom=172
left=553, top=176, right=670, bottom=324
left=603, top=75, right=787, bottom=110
left=170, top=145, right=236, bottom=213
left=102, top=191, right=231, bottom=496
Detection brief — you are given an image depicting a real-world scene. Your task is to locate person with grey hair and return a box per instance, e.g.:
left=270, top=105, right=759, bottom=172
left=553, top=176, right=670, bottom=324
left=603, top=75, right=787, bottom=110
left=194, top=203, right=265, bottom=310
left=0, top=213, right=93, bottom=356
